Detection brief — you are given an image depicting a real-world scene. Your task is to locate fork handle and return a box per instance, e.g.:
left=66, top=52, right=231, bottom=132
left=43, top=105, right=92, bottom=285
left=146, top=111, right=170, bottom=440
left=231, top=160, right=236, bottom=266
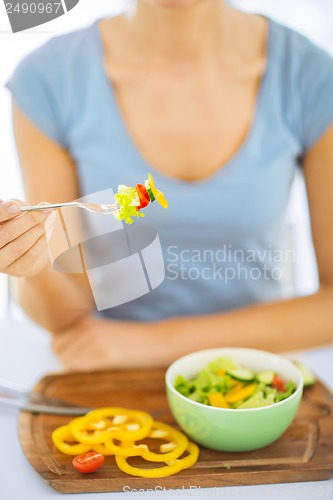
left=20, top=202, right=78, bottom=212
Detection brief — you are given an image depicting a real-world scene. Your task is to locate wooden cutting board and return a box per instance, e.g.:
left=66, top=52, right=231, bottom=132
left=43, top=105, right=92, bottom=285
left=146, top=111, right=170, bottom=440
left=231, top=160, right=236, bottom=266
left=18, top=369, right=333, bottom=494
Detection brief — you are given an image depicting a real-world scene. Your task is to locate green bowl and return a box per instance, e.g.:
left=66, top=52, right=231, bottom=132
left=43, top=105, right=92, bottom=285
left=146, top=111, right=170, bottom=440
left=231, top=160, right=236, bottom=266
left=165, top=348, right=303, bottom=452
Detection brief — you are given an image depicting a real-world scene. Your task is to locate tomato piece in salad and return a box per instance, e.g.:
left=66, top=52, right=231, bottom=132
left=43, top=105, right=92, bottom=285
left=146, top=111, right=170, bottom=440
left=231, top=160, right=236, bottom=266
left=72, top=452, right=105, bottom=474
left=271, top=375, right=285, bottom=392
left=135, top=184, right=150, bottom=211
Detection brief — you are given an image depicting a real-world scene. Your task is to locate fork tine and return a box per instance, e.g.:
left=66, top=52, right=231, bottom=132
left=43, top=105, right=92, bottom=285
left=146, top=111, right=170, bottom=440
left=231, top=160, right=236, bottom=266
left=81, top=203, right=120, bottom=214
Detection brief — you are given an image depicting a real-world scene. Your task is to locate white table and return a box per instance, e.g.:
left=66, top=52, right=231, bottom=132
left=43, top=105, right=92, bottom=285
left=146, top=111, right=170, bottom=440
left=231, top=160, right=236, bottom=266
left=0, top=317, right=332, bottom=500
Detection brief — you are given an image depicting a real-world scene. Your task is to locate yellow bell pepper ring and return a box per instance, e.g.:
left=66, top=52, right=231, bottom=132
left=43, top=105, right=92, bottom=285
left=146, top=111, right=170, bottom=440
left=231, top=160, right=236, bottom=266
left=69, top=407, right=153, bottom=445
left=51, top=425, right=92, bottom=456
left=115, top=441, right=200, bottom=478
left=147, top=173, right=168, bottom=209
left=104, top=420, right=188, bottom=462
left=92, top=442, right=114, bottom=456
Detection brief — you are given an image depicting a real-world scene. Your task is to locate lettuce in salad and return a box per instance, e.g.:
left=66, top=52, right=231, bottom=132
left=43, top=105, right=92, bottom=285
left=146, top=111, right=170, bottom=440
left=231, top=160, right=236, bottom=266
left=174, top=357, right=298, bottom=409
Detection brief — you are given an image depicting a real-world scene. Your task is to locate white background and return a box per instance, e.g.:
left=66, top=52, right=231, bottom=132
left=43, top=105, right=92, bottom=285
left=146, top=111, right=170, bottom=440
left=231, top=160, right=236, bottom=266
left=1, top=0, right=333, bottom=318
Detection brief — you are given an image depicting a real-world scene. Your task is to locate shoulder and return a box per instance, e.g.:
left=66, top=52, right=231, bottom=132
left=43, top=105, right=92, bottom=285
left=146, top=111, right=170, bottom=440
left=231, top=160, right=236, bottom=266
left=6, top=23, right=99, bottom=146
left=14, top=22, right=98, bottom=77
left=8, top=22, right=98, bottom=101
left=267, top=19, right=333, bottom=150
left=269, top=19, right=333, bottom=80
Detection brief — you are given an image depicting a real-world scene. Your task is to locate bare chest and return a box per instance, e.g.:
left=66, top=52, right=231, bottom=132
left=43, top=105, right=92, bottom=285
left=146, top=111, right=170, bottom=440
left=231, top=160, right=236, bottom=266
left=107, top=65, right=263, bottom=181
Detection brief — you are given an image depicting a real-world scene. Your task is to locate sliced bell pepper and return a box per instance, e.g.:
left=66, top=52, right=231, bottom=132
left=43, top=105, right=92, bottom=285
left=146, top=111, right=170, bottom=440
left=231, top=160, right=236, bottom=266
left=225, top=383, right=257, bottom=404
left=145, top=173, right=168, bottom=208
left=104, top=420, right=188, bottom=462
left=225, top=382, right=244, bottom=395
left=69, top=407, right=153, bottom=445
left=208, top=392, right=229, bottom=408
left=135, top=184, right=150, bottom=211
left=92, top=442, right=115, bottom=456
left=115, top=441, right=199, bottom=478
left=229, top=379, right=243, bottom=388
left=52, top=424, right=92, bottom=456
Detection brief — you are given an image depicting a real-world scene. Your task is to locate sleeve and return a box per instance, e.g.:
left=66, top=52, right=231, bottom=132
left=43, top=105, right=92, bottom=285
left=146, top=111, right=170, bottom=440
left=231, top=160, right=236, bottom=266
left=5, top=40, right=66, bottom=146
left=297, top=38, right=333, bottom=152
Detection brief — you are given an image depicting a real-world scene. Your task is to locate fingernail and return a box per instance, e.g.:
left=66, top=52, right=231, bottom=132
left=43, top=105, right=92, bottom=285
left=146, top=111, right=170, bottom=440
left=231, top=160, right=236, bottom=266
left=8, top=204, right=21, bottom=215
left=38, top=202, right=52, bottom=214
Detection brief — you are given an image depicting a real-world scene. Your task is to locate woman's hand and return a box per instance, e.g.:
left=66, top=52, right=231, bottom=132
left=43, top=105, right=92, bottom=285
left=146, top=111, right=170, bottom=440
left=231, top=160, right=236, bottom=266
left=0, top=200, right=56, bottom=278
left=51, top=316, right=171, bottom=372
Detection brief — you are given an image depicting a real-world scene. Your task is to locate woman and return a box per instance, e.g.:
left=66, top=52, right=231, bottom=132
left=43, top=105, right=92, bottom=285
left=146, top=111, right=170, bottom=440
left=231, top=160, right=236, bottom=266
left=1, top=0, right=333, bottom=370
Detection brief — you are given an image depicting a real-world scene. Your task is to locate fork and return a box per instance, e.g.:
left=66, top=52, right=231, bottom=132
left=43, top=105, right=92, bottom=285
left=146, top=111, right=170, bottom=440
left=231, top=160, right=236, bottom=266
left=20, top=201, right=120, bottom=215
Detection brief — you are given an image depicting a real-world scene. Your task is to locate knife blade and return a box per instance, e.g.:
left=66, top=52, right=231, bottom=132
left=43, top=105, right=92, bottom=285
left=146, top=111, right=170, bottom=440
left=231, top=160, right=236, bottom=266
left=0, top=396, right=92, bottom=415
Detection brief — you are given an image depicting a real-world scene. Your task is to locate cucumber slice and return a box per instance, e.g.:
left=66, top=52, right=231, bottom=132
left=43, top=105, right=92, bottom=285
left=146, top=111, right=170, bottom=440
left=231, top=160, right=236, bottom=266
left=227, top=368, right=255, bottom=382
left=294, top=362, right=316, bottom=387
left=256, top=370, right=275, bottom=385
left=147, top=187, right=155, bottom=202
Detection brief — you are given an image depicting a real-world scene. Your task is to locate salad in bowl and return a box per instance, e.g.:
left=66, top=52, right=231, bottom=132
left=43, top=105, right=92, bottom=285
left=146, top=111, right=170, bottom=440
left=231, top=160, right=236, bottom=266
left=165, top=348, right=304, bottom=452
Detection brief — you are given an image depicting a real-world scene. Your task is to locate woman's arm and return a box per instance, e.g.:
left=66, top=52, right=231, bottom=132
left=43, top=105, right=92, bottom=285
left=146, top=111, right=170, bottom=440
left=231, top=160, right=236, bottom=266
left=10, top=105, right=94, bottom=331
left=53, top=124, right=333, bottom=371
left=53, top=287, right=333, bottom=371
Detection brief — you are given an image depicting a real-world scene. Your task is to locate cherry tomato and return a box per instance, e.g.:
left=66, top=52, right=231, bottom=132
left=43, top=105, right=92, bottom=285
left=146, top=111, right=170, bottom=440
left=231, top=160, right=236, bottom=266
left=72, top=452, right=105, bottom=474
left=272, top=375, right=285, bottom=392
left=136, top=184, right=150, bottom=210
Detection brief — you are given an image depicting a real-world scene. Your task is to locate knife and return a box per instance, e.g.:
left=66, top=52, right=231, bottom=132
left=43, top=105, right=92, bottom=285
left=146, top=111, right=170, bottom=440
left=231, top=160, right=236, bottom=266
left=0, top=380, right=92, bottom=415
left=0, top=397, right=92, bottom=415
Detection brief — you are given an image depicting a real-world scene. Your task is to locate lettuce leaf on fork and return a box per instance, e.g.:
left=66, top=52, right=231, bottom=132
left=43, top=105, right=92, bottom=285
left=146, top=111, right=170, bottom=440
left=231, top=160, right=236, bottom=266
left=114, top=185, right=145, bottom=225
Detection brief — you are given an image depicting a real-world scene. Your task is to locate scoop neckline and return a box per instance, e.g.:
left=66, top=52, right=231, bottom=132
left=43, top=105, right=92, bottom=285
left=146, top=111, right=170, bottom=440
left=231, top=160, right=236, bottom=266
left=92, top=16, right=274, bottom=189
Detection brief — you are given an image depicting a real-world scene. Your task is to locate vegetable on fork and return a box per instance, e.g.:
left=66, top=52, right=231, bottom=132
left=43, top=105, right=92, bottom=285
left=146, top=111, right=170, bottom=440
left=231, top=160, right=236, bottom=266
left=114, top=173, right=168, bottom=224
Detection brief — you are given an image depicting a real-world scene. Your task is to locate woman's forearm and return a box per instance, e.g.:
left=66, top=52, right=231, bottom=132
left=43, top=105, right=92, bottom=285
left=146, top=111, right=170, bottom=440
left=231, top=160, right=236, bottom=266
left=52, top=287, right=333, bottom=371
left=13, top=264, right=93, bottom=332
left=160, top=286, right=333, bottom=358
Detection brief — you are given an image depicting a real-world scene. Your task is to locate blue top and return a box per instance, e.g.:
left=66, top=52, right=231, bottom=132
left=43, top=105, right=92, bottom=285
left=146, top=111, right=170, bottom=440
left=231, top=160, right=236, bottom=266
left=6, top=18, right=333, bottom=321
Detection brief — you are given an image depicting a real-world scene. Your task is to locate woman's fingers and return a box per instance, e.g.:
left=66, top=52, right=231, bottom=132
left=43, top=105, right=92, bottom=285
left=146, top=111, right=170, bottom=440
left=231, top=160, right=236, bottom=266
left=0, top=212, right=55, bottom=272
left=0, top=207, right=52, bottom=249
left=0, top=200, right=22, bottom=222
left=5, top=233, right=49, bottom=278
left=0, top=199, right=56, bottom=277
